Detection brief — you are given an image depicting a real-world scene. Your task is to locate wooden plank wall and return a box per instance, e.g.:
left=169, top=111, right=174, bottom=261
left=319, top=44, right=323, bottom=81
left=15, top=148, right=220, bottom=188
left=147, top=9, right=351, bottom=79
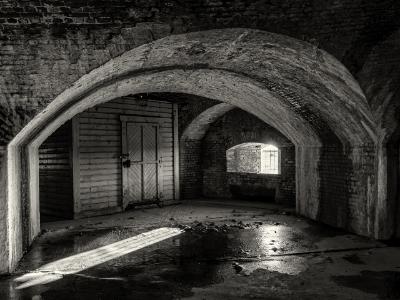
left=77, top=97, right=175, bottom=213
left=39, top=121, right=73, bottom=220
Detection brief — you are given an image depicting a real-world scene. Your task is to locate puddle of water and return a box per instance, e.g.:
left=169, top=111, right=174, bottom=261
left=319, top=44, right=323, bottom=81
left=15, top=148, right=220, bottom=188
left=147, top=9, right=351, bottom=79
left=0, top=223, right=382, bottom=300
left=0, top=225, right=307, bottom=299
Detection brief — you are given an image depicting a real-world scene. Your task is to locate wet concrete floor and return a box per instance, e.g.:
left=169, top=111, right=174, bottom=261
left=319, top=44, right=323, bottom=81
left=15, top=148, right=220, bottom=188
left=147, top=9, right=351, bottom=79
left=1, top=200, right=400, bottom=299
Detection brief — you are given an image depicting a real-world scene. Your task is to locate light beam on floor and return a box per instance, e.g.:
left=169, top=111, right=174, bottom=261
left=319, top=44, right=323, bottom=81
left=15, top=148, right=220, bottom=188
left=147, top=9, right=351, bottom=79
left=14, top=227, right=183, bottom=289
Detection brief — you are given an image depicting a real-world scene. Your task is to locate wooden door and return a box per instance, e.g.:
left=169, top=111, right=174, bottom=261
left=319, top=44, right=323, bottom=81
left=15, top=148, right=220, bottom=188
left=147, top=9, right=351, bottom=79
left=122, top=122, right=161, bottom=208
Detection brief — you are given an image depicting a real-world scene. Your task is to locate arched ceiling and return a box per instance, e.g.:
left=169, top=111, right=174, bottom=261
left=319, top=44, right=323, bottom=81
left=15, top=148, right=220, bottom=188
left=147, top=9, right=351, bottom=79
left=10, top=28, right=375, bottom=149
left=27, top=69, right=322, bottom=148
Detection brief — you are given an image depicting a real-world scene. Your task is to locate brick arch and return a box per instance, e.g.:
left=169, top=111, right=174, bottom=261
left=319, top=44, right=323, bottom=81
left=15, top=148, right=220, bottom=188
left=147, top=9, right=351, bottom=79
left=4, top=28, right=377, bottom=273
left=11, top=28, right=375, bottom=148
left=181, top=103, right=235, bottom=141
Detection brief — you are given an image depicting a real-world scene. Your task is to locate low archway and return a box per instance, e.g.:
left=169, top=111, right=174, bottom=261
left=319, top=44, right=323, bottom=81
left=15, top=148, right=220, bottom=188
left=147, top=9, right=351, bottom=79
left=4, top=28, right=376, bottom=273
left=180, top=105, right=296, bottom=206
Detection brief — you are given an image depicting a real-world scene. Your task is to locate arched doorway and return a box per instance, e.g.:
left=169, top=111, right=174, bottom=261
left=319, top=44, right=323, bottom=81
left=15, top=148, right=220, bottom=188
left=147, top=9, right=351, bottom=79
left=181, top=104, right=296, bottom=206
left=4, top=28, right=375, bottom=272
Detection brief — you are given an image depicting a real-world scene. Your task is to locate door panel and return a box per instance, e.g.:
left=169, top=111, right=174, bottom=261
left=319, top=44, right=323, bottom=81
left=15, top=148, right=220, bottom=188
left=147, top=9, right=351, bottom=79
left=143, top=164, right=158, bottom=200
left=128, top=123, right=142, bottom=162
left=143, top=125, right=157, bottom=161
left=127, top=164, right=142, bottom=202
left=123, top=122, right=161, bottom=207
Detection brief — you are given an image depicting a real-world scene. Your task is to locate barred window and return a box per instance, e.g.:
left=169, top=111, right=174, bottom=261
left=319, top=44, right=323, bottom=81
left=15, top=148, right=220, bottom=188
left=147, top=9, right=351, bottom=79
left=261, top=145, right=280, bottom=174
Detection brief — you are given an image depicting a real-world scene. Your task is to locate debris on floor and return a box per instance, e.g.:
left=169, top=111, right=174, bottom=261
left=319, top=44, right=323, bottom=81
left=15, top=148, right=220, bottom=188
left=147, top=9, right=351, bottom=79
left=0, top=201, right=393, bottom=300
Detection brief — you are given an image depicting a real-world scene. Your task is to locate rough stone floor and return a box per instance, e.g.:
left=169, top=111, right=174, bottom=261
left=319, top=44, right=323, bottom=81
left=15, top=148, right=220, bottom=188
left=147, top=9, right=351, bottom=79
left=1, top=199, right=400, bottom=300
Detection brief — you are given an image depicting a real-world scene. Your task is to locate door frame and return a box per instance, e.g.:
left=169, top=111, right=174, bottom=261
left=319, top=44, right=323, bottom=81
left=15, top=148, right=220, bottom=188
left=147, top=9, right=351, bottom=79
left=120, top=116, right=163, bottom=209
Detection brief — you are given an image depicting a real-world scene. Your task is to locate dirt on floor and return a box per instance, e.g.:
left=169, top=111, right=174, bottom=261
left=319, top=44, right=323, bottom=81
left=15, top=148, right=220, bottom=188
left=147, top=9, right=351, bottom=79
left=1, top=199, right=399, bottom=300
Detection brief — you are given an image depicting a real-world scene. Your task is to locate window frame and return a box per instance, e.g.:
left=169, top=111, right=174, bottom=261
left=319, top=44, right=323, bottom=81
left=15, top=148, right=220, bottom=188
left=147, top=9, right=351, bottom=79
left=260, top=145, right=281, bottom=175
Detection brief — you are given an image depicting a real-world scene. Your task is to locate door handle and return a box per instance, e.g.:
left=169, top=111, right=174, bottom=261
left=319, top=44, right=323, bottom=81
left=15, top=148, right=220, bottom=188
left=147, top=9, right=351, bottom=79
left=122, top=159, right=131, bottom=168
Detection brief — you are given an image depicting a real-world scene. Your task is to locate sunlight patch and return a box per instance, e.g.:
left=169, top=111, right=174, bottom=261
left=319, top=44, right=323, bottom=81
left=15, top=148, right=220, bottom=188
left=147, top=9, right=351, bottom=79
left=15, top=227, right=183, bottom=289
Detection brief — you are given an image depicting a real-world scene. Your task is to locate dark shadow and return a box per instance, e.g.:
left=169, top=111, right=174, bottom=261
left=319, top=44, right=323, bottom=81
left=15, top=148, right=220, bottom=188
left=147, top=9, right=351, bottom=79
left=229, top=184, right=276, bottom=202
left=39, top=121, right=74, bottom=222
left=318, top=126, right=352, bottom=230
left=318, top=143, right=352, bottom=229
left=387, top=123, right=400, bottom=239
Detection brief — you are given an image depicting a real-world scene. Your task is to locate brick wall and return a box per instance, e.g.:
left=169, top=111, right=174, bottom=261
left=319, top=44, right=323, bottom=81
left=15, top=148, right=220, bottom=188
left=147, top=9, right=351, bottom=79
left=177, top=96, right=231, bottom=199
left=177, top=96, right=219, bottom=136
left=318, top=145, right=352, bottom=228
left=316, top=143, right=377, bottom=236
left=0, top=1, right=399, bottom=69
left=227, top=145, right=260, bottom=174
left=228, top=173, right=283, bottom=202
left=180, top=139, right=202, bottom=199
left=0, top=1, right=399, bottom=147
left=201, top=108, right=296, bottom=205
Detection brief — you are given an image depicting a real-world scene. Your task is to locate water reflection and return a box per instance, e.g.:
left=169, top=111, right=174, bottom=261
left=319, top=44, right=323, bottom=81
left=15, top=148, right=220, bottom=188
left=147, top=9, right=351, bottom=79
left=0, top=223, right=358, bottom=299
left=14, top=227, right=183, bottom=289
left=258, top=225, right=292, bottom=254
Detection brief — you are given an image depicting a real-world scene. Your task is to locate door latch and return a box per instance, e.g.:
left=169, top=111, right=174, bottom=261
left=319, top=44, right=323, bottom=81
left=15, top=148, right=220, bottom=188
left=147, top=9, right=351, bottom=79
left=122, top=159, right=131, bottom=168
